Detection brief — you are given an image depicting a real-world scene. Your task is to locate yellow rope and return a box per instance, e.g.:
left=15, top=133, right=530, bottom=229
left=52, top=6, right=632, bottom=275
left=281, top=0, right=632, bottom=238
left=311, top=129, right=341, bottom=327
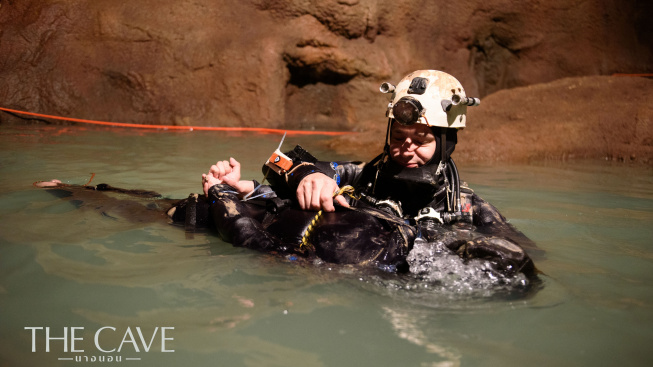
left=299, top=185, right=357, bottom=250
left=336, top=185, right=357, bottom=199
left=300, top=210, right=322, bottom=250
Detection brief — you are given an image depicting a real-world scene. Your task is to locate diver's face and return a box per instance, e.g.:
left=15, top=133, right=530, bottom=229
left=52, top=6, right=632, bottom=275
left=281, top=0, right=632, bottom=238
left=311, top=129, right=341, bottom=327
left=389, top=122, right=436, bottom=168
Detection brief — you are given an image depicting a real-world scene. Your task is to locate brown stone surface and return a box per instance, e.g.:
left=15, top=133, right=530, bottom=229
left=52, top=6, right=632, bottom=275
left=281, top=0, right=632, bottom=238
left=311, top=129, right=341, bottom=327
left=0, top=0, right=651, bottom=163
left=326, top=75, right=653, bottom=164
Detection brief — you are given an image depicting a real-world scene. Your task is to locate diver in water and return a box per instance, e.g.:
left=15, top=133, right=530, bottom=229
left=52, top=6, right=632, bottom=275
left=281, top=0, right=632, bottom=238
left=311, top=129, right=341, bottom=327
left=204, top=71, right=468, bottom=215
left=32, top=70, right=536, bottom=278
left=199, top=70, right=536, bottom=277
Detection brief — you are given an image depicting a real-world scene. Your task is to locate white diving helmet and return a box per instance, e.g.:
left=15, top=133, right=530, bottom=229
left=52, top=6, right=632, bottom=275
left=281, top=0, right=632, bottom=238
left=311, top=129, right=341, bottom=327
left=380, top=70, right=480, bottom=129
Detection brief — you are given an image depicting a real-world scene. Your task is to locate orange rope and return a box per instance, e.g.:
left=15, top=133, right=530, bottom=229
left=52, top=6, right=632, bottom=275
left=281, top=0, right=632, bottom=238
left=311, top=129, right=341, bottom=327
left=0, top=106, right=354, bottom=136
left=83, top=173, right=96, bottom=186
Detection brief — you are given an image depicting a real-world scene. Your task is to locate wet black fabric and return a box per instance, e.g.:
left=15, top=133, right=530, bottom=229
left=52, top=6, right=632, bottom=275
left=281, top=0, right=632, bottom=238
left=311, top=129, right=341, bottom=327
left=197, top=183, right=537, bottom=277
left=206, top=183, right=415, bottom=270
left=429, top=127, right=458, bottom=165
left=37, top=181, right=539, bottom=278
left=366, top=158, right=445, bottom=216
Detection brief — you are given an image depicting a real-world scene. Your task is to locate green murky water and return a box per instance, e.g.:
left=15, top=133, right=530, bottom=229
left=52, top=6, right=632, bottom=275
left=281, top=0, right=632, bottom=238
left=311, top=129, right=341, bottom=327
left=1, top=125, right=652, bottom=366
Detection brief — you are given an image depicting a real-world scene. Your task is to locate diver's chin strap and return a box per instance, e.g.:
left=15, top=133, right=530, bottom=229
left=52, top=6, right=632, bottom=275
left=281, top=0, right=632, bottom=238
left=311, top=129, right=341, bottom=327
left=441, top=130, right=448, bottom=168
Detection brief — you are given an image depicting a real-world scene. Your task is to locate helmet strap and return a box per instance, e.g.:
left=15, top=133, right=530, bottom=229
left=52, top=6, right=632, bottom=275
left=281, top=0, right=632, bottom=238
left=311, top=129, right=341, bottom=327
left=374, top=118, right=394, bottom=194
left=383, top=118, right=393, bottom=150
left=380, top=118, right=393, bottom=166
left=439, top=130, right=456, bottom=213
left=440, top=130, right=448, bottom=164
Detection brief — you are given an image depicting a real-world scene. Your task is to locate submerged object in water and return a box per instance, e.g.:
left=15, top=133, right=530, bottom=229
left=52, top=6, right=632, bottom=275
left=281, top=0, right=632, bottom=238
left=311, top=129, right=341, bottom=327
left=36, top=180, right=538, bottom=281
left=172, top=182, right=538, bottom=279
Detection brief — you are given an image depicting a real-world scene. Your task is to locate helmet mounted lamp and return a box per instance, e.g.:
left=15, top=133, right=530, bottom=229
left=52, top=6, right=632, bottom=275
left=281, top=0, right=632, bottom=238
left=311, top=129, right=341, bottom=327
left=392, top=97, right=425, bottom=126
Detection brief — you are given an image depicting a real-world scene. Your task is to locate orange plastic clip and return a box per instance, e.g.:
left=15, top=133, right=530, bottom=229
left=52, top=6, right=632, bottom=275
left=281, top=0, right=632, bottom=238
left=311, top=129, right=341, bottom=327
left=266, top=149, right=293, bottom=173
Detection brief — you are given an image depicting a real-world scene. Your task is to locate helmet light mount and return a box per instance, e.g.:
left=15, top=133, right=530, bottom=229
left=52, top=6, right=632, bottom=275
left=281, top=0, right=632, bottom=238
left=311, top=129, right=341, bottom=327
left=379, top=82, right=395, bottom=94
left=441, top=95, right=480, bottom=112
left=451, top=94, right=481, bottom=107
left=407, top=77, right=428, bottom=95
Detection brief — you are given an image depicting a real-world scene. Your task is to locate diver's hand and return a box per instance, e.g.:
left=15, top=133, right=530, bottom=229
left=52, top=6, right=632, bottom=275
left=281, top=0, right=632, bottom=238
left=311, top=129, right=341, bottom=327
left=297, top=173, right=349, bottom=212
left=210, top=157, right=242, bottom=185
left=202, top=172, right=223, bottom=196
left=203, top=158, right=254, bottom=197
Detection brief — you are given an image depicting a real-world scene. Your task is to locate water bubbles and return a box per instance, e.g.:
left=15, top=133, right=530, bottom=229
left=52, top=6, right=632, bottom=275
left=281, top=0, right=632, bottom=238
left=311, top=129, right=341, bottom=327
left=312, top=258, right=325, bottom=267
left=406, top=238, right=530, bottom=296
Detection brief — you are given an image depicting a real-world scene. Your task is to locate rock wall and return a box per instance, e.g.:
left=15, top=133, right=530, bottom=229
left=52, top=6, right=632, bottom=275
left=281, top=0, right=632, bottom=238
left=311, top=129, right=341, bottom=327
left=1, top=0, right=651, bottom=131
left=326, top=75, right=653, bottom=164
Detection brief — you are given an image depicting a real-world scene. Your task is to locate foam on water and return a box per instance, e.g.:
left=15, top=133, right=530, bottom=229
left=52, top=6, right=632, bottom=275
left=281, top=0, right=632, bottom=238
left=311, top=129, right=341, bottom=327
left=407, top=237, right=530, bottom=291
left=312, top=236, right=536, bottom=310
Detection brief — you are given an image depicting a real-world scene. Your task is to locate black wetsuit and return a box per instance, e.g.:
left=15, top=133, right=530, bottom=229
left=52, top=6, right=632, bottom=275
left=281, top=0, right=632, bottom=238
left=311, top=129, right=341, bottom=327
left=194, top=145, right=537, bottom=277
